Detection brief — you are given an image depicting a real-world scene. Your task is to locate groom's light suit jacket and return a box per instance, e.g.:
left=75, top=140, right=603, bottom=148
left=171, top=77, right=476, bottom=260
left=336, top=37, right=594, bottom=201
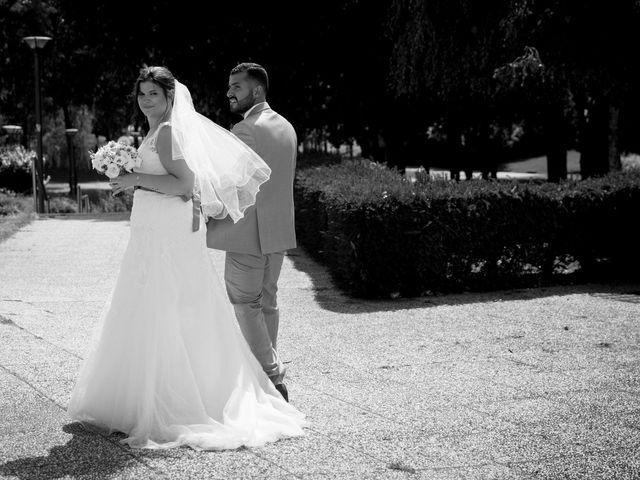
left=206, top=102, right=298, bottom=255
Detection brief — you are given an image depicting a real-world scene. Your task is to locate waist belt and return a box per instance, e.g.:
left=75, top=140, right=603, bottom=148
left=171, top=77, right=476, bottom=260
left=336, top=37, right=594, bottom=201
left=134, top=186, right=202, bottom=232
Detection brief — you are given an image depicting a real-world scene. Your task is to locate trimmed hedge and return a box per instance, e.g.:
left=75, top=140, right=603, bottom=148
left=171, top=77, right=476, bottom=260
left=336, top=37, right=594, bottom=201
left=294, top=159, right=640, bottom=298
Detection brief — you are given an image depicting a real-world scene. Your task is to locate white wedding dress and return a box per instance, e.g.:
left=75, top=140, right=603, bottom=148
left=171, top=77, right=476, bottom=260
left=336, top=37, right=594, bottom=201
left=67, top=126, right=307, bottom=450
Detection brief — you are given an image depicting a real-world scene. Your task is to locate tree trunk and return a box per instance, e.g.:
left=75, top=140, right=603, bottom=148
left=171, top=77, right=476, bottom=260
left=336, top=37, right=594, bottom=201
left=580, top=99, right=609, bottom=178
left=608, top=105, right=622, bottom=172
left=446, top=122, right=463, bottom=181
left=62, top=105, right=72, bottom=170
left=547, top=148, right=567, bottom=182
left=377, top=132, right=389, bottom=164
left=544, top=106, right=567, bottom=182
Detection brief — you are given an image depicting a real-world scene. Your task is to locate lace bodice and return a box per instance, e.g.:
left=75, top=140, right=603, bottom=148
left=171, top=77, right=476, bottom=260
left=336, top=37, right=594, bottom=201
left=136, top=122, right=171, bottom=175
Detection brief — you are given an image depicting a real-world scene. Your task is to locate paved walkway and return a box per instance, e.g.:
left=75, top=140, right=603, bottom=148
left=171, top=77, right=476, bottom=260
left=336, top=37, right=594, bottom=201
left=1, top=214, right=639, bottom=479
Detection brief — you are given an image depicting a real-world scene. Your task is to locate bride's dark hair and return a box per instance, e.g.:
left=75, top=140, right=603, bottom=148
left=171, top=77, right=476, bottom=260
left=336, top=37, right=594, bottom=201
left=132, top=65, right=176, bottom=128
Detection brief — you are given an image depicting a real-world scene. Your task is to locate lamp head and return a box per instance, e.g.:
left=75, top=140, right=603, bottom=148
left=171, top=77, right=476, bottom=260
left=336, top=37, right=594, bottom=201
left=22, top=36, right=52, bottom=50
left=2, top=125, right=23, bottom=134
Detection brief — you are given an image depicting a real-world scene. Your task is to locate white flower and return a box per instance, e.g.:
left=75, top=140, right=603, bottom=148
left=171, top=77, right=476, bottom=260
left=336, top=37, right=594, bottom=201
left=89, top=140, right=139, bottom=179
left=105, top=163, right=121, bottom=179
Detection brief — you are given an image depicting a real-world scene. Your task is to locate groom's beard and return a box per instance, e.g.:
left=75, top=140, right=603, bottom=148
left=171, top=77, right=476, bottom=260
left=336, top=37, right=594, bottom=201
left=229, top=94, right=257, bottom=115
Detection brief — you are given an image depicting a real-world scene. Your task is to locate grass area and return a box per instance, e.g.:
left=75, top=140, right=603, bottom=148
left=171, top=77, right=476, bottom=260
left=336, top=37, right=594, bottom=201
left=0, top=189, right=34, bottom=243
left=0, top=187, right=134, bottom=243
left=44, top=189, right=134, bottom=214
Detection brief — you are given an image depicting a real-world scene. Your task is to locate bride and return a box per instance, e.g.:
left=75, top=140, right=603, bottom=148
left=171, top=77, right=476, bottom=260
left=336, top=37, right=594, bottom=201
left=67, top=65, right=307, bottom=450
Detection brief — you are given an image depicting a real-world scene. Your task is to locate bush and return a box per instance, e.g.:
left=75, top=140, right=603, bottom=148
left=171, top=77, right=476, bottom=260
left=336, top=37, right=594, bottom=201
left=46, top=189, right=134, bottom=213
left=295, top=160, right=640, bottom=298
left=297, top=151, right=343, bottom=170
left=0, top=188, right=33, bottom=242
left=93, top=189, right=134, bottom=212
left=0, top=146, right=35, bottom=193
left=0, top=186, right=133, bottom=242
left=0, top=188, right=32, bottom=216
left=48, top=194, right=79, bottom=213
left=295, top=159, right=417, bottom=297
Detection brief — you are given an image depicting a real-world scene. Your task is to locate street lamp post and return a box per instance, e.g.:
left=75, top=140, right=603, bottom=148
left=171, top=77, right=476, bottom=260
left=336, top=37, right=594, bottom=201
left=65, top=128, right=79, bottom=197
left=23, top=35, right=52, bottom=214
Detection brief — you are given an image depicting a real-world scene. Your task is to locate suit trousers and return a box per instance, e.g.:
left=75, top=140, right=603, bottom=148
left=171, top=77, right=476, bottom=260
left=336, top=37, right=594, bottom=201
left=224, top=251, right=286, bottom=385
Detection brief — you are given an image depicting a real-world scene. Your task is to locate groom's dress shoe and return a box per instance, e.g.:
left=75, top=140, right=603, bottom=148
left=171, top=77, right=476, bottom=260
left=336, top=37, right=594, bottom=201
left=275, top=383, right=289, bottom=402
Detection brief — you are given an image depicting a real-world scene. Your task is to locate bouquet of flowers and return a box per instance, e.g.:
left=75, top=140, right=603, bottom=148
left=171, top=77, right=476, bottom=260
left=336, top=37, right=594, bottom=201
left=90, top=140, right=140, bottom=179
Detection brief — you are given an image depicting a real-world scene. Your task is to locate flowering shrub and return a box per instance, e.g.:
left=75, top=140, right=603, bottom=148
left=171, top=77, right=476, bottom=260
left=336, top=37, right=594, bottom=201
left=0, top=145, right=35, bottom=171
left=0, top=146, right=36, bottom=193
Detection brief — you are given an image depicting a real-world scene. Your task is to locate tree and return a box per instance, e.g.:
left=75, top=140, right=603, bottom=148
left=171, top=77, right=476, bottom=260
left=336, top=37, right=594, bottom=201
left=388, top=0, right=516, bottom=178
left=498, top=0, right=640, bottom=178
left=388, top=0, right=640, bottom=181
left=0, top=0, right=410, bottom=171
left=493, top=44, right=572, bottom=182
left=0, top=0, right=51, bottom=146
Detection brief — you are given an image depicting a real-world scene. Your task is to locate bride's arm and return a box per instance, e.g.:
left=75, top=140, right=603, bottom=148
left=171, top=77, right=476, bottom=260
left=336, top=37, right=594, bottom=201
left=110, top=126, right=194, bottom=197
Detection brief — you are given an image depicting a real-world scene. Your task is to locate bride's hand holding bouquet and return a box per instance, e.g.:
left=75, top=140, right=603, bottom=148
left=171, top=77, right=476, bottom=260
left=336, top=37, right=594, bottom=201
left=89, top=140, right=141, bottom=196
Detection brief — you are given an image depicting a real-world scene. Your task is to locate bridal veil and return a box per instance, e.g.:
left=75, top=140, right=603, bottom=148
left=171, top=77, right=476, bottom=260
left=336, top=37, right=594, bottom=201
left=170, top=80, right=270, bottom=222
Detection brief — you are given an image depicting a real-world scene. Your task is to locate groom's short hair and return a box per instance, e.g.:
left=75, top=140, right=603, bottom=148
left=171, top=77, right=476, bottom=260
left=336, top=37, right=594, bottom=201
left=231, top=63, right=269, bottom=94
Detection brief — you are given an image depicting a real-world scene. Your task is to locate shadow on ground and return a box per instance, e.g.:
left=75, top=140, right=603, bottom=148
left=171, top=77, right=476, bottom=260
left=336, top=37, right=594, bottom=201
left=287, top=246, right=640, bottom=314
left=0, top=423, right=135, bottom=480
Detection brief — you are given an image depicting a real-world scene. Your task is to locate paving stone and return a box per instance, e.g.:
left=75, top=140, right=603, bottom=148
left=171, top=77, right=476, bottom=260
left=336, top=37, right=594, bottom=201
left=617, top=411, right=640, bottom=430
left=0, top=324, right=80, bottom=408
left=252, top=430, right=387, bottom=476
left=559, top=365, right=640, bottom=394
left=330, top=427, right=495, bottom=470
left=426, top=424, right=566, bottom=466
left=525, top=420, right=640, bottom=455
left=412, top=464, right=531, bottom=480
left=0, top=393, right=64, bottom=437
left=296, top=469, right=412, bottom=479
left=133, top=447, right=295, bottom=479
left=0, top=369, right=57, bottom=436
left=552, top=389, right=640, bottom=416
left=430, top=359, right=578, bottom=397
left=0, top=461, right=164, bottom=480
left=510, top=447, right=640, bottom=480
left=471, top=397, right=576, bottom=427
left=0, top=299, right=106, bottom=359
left=291, top=391, right=398, bottom=434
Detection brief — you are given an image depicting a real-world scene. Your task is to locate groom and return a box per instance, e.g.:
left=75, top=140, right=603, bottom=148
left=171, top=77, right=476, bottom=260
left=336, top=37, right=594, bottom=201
left=207, top=62, right=297, bottom=402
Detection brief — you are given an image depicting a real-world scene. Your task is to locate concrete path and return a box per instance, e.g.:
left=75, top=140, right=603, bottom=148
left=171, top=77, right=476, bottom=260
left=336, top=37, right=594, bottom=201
left=1, top=214, right=639, bottom=479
